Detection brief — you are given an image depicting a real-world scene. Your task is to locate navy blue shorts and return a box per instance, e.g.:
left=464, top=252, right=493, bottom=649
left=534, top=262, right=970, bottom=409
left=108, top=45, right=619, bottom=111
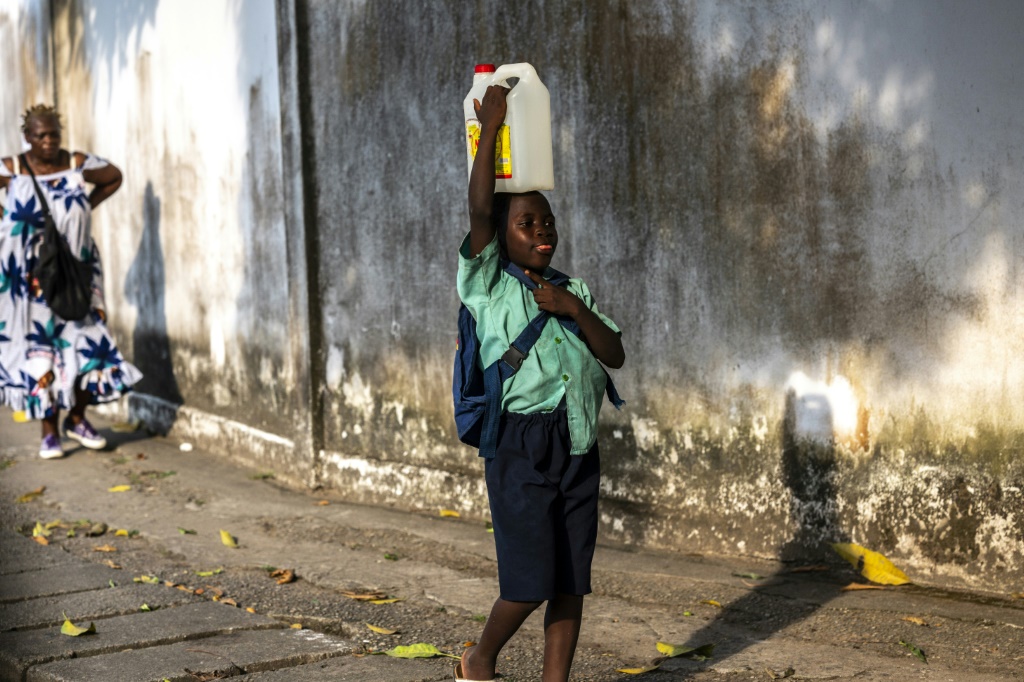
left=485, top=408, right=600, bottom=602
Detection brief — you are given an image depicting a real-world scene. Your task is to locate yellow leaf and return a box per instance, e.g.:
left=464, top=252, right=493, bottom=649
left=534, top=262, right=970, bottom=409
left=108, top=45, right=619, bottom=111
left=44, top=520, right=63, bottom=530
left=103, top=560, right=122, bottom=569
left=291, top=623, right=302, bottom=629
left=134, top=575, right=160, bottom=584
left=195, top=567, right=224, bottom=577
left=33, top=521, right=51, bottom=537
left=60, top=613, right=96, bottom=636
left=902, top=616, right=928, bottom=626
left=841, top=582, right=887, bottom=591
left=831, top=543, right=910, bottom=585
left=93, top=544, right=118, bottom=552
left=220, top=530, right=238, bottom=548
left=370, top=598, right=404, bottom=605
left=246, top=607, right=256, bottom=613
left=111, top=420, right=143, bottom=433
left=16, top=486, right=45, bottom=503
left=108, top=485, right=131, bottom=493
left=367, top=623, right=398, bottom=635
left=13, top=410, right=29, bottom=422
left=439, top=509, right=461, bottom=518
left=381, top=643, right=459, bottom=659
left=700, top=599, right=722, bottom=608
left=617, top=664, right=662, bottom=674
left=115, top=529, right=129, bottom=537
left=656, top=642, right=715, bottom=660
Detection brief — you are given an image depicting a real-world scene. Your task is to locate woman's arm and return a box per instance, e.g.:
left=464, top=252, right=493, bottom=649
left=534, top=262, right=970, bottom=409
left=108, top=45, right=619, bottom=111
left=467, top=85, right=508, bottom=257
left=82, top=160, right=122, bottom=209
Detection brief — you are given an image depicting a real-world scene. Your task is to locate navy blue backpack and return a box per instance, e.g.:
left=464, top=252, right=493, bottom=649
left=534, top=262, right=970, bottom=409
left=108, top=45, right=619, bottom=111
left=453, top=261, right=623, bottom=458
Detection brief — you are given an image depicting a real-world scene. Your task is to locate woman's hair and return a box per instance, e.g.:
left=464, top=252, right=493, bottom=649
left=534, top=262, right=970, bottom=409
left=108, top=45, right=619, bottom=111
left=21, top=104, right=62, bottom=135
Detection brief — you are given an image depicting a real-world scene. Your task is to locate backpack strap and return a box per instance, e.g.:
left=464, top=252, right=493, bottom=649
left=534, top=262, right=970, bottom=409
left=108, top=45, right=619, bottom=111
left=476, top=262, right=623, bottom=458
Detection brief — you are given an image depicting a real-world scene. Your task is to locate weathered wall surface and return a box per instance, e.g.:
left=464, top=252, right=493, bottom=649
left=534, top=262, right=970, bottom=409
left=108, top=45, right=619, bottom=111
left=302, top=0, right=1024, bottom=590
left=3, top=0, right=1022, bottom=590
left=2, top=0, right=316, bottom=481
left=0, top=0, right=53, bottom=150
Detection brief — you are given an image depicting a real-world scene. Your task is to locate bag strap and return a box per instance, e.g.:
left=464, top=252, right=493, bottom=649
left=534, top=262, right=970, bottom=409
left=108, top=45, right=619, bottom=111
left=476, top=261, right=624, bottom=458
left=19, top=154, right=54, bottom=225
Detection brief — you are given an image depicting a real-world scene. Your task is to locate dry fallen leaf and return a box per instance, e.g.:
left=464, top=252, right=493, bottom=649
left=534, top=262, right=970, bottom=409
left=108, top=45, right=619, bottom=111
left=341, top=590, right=390, bottom=601
left=1011, top=592, right=1023, bottom=600
left=220, top=598, right=238, bottom=607
left=841, top=582, right=887, bottom=591
left=290, top=623, right=302, bottom=629
left=60, top=613, right=96, bottom=637
left=439, top=509, right=461, bottom=518
left=93, top=544, right=118, bottom=552
left=219, top=530, right=238, bottom=548
left=831, top=542, right=911, bottom=585
left=108, top=485, right=131, bottom=493
left=16, top=486, right=45, bottom=503
left=316, top=500, right=330, bottom=506
left=902, top=616, right=929, bottom=626
left=103, top=560, right=122, bottom=570
left=700, top=599, right=722, bottom=608
left=245, top=607, right=256, bottom=613
left=32, top=536, right=49, bottom=546
left=371, top=598, right=404, bottom=605
left=367, top=623, right=398, bottom=635
left=270, top=568, right=295, bottom=585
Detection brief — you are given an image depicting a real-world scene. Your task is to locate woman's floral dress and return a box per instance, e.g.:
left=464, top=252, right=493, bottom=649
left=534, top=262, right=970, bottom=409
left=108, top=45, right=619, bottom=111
left=0, top=152, right=141, bottom=419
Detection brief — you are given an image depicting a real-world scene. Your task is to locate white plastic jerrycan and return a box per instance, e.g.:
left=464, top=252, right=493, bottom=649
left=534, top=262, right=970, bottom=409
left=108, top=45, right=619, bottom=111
left=463, top=62, right=554, bottom=192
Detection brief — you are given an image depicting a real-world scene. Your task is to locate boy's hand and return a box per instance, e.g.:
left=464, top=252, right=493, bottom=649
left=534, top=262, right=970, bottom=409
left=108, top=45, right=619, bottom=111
left=473, top=85, right=509, bottom=132
left=525, top=270, right=583, bottom=318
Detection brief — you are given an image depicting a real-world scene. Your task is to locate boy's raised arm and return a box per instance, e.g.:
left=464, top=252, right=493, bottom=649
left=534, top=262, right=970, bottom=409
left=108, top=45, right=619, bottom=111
left=467, top=85, right=508, bottom=257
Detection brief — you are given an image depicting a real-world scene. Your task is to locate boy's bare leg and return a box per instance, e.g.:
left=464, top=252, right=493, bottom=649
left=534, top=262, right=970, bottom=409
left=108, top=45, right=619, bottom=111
left=541, top=593, right=584, bottom=682
left=461, top=597, right=541, bottom=680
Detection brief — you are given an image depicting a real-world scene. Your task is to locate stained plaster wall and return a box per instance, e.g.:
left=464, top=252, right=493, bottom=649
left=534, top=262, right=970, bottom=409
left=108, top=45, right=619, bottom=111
left=302, top=0, right=1023, bottom=589
left=3, top=0, right=1022, bottom=590
left=1, top=0, right=315, bottom=481
left=0, top=0, right=53, bottom=149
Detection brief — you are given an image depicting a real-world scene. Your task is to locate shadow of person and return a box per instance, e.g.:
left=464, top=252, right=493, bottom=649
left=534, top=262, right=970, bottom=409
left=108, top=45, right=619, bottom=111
left=123, top=182, right=182, bottom=418
left=663, top=387, right=852, bottom=675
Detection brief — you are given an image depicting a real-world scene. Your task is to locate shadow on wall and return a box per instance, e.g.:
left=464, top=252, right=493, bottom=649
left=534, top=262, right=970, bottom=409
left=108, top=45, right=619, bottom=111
left=124, top=182, right=181, bottom=413
left=675, top=387, right=850, bottom=665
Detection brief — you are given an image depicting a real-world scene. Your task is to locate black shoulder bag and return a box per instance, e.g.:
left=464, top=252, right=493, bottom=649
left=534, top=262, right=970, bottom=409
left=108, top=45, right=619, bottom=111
left=21, top=153, right=93, bottom=321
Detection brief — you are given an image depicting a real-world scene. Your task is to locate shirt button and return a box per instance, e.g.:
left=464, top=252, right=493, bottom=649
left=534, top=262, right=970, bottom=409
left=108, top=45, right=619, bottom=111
left=562, top=374, right=570, bottom=382
left=555, top=337, right=562, bottom=344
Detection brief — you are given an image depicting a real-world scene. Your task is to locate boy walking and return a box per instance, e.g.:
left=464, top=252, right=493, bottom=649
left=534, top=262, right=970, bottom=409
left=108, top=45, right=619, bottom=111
left=456, top=84, right=625, bottom=682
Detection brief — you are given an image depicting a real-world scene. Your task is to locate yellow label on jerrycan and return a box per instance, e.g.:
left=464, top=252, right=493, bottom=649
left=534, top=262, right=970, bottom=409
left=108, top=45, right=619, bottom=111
left=464, top=62, right=554, bottom=192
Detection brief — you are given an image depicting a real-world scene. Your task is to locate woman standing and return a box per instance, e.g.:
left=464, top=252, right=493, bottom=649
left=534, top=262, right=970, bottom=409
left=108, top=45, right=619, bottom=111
left=0, top=104, right=141, bottom=458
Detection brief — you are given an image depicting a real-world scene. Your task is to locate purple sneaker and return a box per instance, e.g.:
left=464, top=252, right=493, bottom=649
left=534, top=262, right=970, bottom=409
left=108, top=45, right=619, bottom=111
left=63, top=417, right=107, bottom=450
left=39, top=434, right=64, bottom=459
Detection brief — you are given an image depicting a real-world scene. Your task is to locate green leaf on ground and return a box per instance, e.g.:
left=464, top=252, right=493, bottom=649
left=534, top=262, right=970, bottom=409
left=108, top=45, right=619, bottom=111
left=134, top=575, right=160, bottom=584
left=60, top=613, right=96, bottom=636
left=195, top=567, right=224, bottom=577
left=899, top=640, right=927, bottom=663
left=384, top=553, right=398, bottom=561
left=250, top=472, right=275, bottom=480
left=177, top=527, right=197, bottom=535
left=379, top=643, right=459, bottom=659
left=732, top=572, right=765, bottom=580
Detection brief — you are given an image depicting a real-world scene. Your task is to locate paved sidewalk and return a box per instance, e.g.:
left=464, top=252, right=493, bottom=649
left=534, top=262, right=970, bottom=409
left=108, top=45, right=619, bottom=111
left=1, top=413, right=1022, bottom=681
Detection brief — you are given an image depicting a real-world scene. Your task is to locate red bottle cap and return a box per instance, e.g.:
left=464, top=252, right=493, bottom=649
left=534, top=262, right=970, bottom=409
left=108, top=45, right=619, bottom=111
left=474, top=64, right=496, bottom=74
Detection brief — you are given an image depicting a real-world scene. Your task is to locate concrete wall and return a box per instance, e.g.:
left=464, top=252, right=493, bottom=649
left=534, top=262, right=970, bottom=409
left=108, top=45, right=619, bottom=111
left=0, top=0, right=53, bottom=149
left=3, top=0, right=1022, bottom=590
left=300, top=0, right=1024, bottom=590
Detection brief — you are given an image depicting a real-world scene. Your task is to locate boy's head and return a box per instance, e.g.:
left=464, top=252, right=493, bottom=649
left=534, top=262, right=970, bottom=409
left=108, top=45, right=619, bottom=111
left=493, top=191, right=557, bottom=272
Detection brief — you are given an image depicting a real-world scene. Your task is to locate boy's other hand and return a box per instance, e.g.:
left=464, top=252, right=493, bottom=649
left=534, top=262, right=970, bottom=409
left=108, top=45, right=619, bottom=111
left=474, top=85, right=510, bottom=131
left=525, top=269, right=583, bottom=318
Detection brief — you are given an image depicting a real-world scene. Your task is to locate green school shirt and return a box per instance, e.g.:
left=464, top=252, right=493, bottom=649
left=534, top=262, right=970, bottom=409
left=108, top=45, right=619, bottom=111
left=457, top=233, right=620, bottom=454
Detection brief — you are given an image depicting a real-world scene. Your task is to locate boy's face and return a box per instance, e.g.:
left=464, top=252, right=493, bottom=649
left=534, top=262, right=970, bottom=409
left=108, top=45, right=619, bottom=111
left=505, top=193, right=557, bottom=272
